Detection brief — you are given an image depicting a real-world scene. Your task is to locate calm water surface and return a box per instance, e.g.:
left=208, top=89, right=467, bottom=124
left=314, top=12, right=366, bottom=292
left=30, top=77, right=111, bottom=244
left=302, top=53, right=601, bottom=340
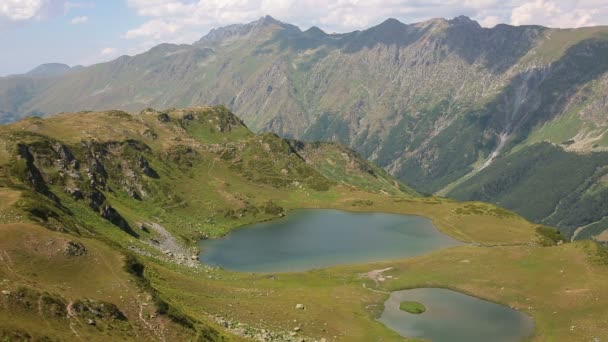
left=379, top=288, right=535, bottom=342
left=198, top=209, right=461, bottom=272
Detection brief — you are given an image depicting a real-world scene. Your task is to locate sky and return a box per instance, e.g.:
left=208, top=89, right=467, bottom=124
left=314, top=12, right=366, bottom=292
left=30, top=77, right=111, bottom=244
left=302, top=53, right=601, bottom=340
left=1, top=0, right=607, bottom=76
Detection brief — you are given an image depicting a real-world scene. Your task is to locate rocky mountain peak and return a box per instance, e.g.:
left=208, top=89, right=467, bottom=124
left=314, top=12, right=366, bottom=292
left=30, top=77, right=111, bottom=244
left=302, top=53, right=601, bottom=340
left=255, top=15, right=282, bottom=26
left=367, top=17, right=408, bottom=33
left=303, top=26, right=326, bottom=36
left=25, top=63, right=72, bottom=78
left=195, top=15, right=293, bottom=45
left=448, top=15, right=481, bottom=28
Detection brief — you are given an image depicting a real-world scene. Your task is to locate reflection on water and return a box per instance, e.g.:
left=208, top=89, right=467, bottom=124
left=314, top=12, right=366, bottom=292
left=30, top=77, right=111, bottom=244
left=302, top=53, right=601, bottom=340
left=199, top=209, right=461, bottom=272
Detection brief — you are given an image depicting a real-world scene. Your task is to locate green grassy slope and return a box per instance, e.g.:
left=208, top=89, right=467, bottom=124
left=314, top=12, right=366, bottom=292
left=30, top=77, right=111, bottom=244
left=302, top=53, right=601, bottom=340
left=1, top=106, right=607, bottom=341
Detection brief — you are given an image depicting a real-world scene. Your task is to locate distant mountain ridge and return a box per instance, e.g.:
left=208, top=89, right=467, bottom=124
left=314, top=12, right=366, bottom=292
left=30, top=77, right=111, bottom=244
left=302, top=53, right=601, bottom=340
left=25, top=63, right=73, bottom=77
left=1, top=15, right=608, bottom=239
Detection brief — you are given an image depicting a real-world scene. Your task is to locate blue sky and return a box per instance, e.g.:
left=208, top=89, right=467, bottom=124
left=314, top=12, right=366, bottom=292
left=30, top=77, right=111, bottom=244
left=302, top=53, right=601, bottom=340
left=1, top=0, right=607, bottom=76
left=0, top=1, right=145, bottom=75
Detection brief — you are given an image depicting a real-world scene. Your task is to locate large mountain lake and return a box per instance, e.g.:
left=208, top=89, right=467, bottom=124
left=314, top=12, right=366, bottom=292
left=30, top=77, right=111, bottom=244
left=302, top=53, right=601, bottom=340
left=198, top=209, right=461, bottom=272
left=379, top=288, right=535, bottom=342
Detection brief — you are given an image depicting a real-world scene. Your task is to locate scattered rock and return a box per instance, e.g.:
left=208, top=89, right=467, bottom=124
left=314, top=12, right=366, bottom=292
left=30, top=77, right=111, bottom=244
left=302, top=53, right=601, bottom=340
left=125, top=188, right=142, bottom=200
left=87, top=319, right=96, bottom=326
left=157, top=113, right=170, bottom=122
left=293, top=326, right=301, bottom=332
left=191, top=255, right=198, bottom=260
left=87, top=190, right=106, bottom=211
left=142, top=129, right=158, bottom=140
left=137, top=156, right=159, bottom=178
left=137, top=222, right=149, bottom=233
left=65, top=187, right=84, bottom=200
left=295, top=304, right=305, bottom=310
left=63, top=241, right=87, bottom=256
left=1, top=290, right=10, bottom=296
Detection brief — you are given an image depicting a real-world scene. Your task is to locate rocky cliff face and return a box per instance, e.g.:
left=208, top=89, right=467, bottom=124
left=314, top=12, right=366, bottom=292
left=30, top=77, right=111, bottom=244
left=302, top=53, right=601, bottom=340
left=1, top=16, right=607, bottom=237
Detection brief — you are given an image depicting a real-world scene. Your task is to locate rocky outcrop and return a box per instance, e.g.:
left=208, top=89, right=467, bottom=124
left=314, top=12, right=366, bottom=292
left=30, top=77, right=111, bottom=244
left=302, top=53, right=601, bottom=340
left=157, top=112, right=170, bottom=122
left=100, top=205, right=137, bottom=237
left=52, top=142, right=80, bottom=179
left=71, top=299, right=127, bottom=321
left=84, top=156, right=108, bottom=189
left=11, top=138, right=150, bottom=237
left=15, top=144, right=59, bottom=203
left=136, top=156, right=158, bottom=178
left=65, top=186, right=83, bottom=200
left=63, top=241, right=87, bottom=256
left=87, top=190, right=106, bottom=211
left=16, top=145, right=49, bottom=192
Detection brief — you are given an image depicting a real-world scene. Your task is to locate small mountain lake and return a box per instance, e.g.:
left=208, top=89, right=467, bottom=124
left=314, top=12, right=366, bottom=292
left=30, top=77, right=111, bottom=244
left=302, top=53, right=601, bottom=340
left=379, top=288, right=535, bottom=342
left=198, top=209, right=461, bottom=272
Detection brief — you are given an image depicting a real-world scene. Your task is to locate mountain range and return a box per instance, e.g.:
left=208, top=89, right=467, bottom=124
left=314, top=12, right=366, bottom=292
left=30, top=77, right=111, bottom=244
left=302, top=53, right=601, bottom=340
left=1, top=15, right=608, bottom=240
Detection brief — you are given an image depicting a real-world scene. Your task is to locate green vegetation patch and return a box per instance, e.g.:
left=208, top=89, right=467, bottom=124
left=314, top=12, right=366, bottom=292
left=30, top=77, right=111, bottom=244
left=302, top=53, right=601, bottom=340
left=536, top=225, right=567, bottom=246
left=399, top=301, right=426, bottom=314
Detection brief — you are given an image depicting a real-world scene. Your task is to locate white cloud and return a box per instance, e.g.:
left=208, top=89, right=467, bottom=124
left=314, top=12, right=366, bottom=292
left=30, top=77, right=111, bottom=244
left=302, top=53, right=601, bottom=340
left=0, top=0, right=67, bottom=28
left=479, top=15, right=502, bottom=27
left=510, top=0, right=603, bottom=27
left=100, top=47, right=118, bottom=56
left=76, top=47, right=122, bottom=67
left=70, top=15, right=87, bottom=24
left=121, top=0, right=608, bottom=48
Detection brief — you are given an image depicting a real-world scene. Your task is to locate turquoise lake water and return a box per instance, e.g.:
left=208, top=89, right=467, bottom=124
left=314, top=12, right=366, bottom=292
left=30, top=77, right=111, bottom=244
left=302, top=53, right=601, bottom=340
left=198, top=209, right=461, bottom=272
left=379, top=288, right=535, bottom=342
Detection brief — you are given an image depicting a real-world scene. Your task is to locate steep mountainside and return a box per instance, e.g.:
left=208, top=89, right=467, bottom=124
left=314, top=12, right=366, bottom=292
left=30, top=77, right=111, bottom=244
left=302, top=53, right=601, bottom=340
left=448, top=143, right=608, bottom=238
left=1, top=16, right=608, bottom=237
